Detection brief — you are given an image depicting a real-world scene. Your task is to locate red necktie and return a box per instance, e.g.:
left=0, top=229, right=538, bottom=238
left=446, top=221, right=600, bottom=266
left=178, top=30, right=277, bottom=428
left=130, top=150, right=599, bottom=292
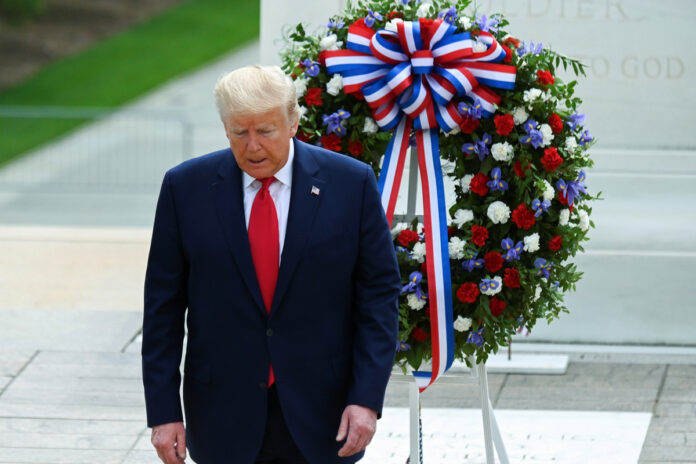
left=248, top=177, right=278, bottom=387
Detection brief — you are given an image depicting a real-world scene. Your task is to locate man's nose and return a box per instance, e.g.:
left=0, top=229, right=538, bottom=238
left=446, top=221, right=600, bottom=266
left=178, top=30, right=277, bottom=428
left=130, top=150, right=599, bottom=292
left=248, top=131, right=262, bottom=151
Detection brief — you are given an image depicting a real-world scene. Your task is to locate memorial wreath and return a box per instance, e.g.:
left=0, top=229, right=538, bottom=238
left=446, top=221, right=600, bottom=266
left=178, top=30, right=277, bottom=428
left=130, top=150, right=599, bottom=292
left=281, top=0, right=598, bottom=390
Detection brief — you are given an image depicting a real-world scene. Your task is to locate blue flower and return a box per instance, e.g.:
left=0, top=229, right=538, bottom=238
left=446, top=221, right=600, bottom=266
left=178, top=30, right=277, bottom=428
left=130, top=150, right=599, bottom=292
left=438, top=7, right=458, bottom=25
left=479, top=278, right=500, bottom=294
left=475, top=14, right=500, bottom=33
left=322, top=109, right=351, bottom=136
left=501, top=238, right=523, bottom=262
left=517, top=40, right=543, bottom=56
left=566, top=113, right=586, bottom=131
left=578, top=129, right=593, bottom=145
left=531, top=198, right=551, bottom=217
left=301, top=59, right=321, bottom=77
left=397, top=340, right=411, bottom=352
left=519, top=119, right=544, bottom=149
left=462, top=251, right=485, bottom=272
left=556, top=171, right=587, bottom=206
left=401, top=271, right=427, bottom=301
left=326, top=19, right=344, bottom=31
left=467, top=327, right=485, bottom=347
left=461, top=133, right=492, bottom=161
left=364, top=9, right=383, bottom=28
left=458, top=99, right=483, bottom=120
left=486, top=167, right=508, bottom=192
left=535, top=258, right=552, bottom=278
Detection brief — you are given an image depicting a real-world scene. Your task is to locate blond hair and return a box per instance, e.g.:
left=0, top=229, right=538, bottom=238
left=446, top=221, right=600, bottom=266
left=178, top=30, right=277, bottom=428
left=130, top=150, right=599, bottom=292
left=214, top=65, right=300, bottom=123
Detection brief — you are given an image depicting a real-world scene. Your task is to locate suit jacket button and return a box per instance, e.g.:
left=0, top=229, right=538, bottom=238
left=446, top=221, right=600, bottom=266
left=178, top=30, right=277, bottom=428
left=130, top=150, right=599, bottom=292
left=259, top=381, right=267, bottom=390
left=266, top=328, right=274, bottom=337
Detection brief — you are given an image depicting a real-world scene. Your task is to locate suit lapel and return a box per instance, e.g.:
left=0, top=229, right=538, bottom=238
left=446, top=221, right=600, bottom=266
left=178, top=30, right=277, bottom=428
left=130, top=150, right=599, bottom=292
left=270, top=140, right=324, bottom=317
left=211, top=150, right=266, bottom=315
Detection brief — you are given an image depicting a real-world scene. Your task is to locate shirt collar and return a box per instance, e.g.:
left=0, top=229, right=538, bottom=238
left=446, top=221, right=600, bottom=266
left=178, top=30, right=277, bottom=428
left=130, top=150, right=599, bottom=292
left=242, top=141, right=294, bottom=189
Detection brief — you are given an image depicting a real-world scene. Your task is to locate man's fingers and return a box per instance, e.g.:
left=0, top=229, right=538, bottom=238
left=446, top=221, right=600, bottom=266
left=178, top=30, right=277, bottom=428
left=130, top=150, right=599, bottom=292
left=335, top=410, right=349, bottom=441
left=175, top=428, right=186, bottom=460
left=337, top=429, right=361, bottom=457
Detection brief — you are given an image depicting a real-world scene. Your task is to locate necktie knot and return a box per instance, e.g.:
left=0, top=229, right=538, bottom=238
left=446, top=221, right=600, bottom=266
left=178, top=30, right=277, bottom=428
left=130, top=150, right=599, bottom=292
left=259, top=177, right=275, bottom=191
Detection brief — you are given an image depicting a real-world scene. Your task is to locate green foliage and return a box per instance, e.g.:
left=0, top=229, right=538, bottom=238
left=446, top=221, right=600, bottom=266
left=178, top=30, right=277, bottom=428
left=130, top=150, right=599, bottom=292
left=281, top=0, right=596, bottom=369
left=0, top=0, right=44, bottom=23
left=0, top=0, right=260, bottom=167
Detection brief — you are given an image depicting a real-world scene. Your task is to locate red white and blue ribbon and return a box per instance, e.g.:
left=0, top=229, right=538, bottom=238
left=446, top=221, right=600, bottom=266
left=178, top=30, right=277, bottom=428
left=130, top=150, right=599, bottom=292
left=325, top=18, right=516, bottom=392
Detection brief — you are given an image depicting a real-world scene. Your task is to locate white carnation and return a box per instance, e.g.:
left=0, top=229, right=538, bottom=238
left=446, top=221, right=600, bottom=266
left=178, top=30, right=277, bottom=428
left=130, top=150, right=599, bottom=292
left=458, top=16, right=472, bottom=30
left=326, top=74, right=343, bottom=96
left=565, top=136, right=578, bottom=152
left=523, top=233, right=540, bottom=252
left=512, top=106, right=528, bottom=125
left=391, top=222, right=409, bottom=238
left=407, top=293, right=427, bottom=310
left=412, top=242, right=426, bottom=263
left=453, top=316, right=472, bottom=332
left=415, top=2, right=432, bottom=18
left=523, top=88, right=543, bottom=104
left=533, top=285, right=542, bottom=302
left=362, top=117, right=379, bottom=134
left=541, top=180, right=554, bottom=202
left=319, top=33, right=343, bottom=51
left=578, top=210, right=590, bottom=231
left=487, top=201, right=510, bottom=224
left=539, top=124, right=554, bottom=147
left=448, top=236, right=466, bottom=260
left=491, top=141, right=514, bottom=162
left=441, top=159, right=455, bottom=174
left=452, top=209, right=474, bottom=228
left=472, top=41, right=488, bottom=53
left=482, top=276, right=503, bottom=296
left=293, top=77, right=308, bottom=98
left=443, top=125, right=461, bottom=137
left=385, top=18, right=403, bottom=32
left=298, top=105, right=308, bottom=120
left=559, top=209, right=570, bottom=226
left=460, top=174, right=474, bottom=193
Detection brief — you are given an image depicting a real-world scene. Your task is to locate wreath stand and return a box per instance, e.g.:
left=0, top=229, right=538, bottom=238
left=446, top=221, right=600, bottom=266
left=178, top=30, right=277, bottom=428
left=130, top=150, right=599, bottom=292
left=393, top=151, right=510, bottom=464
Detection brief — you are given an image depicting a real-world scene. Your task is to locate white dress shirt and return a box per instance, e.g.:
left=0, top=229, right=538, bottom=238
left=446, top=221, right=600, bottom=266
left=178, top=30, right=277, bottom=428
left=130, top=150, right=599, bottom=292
left=242, top=142, right=294, bottom=261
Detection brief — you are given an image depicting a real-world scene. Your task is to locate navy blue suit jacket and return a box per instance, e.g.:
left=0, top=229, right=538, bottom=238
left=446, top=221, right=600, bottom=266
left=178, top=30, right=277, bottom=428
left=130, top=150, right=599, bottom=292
left=142, top=139, right=401, bottom=464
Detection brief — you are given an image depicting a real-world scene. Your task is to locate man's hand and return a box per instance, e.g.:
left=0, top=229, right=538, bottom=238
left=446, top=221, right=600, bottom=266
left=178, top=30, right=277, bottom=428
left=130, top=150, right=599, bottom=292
left=336, top=404, right=378, bottom=457
left=151, top=421, right=186, bottom=463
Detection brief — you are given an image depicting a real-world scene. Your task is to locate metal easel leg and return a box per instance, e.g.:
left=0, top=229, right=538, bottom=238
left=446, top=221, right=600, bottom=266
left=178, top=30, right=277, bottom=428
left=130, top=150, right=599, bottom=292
left=408, top=377, right=422, bottom=464
left=475, top=360, right=510, bottom=464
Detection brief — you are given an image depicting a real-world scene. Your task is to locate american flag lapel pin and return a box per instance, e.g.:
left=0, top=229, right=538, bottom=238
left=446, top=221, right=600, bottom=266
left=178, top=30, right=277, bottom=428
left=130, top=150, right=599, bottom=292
left=311, top=185, right=320, bottom=196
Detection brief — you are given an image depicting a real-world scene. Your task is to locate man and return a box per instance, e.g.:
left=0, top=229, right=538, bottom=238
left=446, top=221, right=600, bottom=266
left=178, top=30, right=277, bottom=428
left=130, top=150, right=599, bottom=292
left=142, top=65, right=401, bottom=464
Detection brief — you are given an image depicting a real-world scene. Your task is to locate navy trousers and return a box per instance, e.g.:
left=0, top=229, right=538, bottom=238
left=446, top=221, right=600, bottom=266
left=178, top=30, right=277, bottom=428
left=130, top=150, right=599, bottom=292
left=255, top=385, right=310, bottom=464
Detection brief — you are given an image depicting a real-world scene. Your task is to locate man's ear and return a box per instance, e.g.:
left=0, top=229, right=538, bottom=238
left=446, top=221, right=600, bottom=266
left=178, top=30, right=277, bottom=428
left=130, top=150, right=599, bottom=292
left=289, top=114, right=300, bottom=138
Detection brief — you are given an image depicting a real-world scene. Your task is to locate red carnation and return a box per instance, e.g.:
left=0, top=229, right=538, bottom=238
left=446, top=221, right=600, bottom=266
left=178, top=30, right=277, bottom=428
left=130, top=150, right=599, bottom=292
left=484, top=251, right=503, bottom=273
left=503, top=268, right=520, bottom=288
left=411, top=327, right=429, bottom=342
left=511, top=203, right=536, bottom=230
left=321, top=133, right=342, bottom=152
left=557, top=190, right=574, bottom=212
left=489, top=297, right=507, bottom=317
left=513, top=160, right=531, bottom=178
left=469, top=173, right=489, bottom=196
left=471, top=225, right=489, bottom=247
left=549, top=113, right=563, bottom=134
left=447, top=226, right=456, bottom=237
left=536, top=70, right=555, bottom=86
left=347, top=139, right=363, bottom=156
left=456, top=282, right=480, bottom=304
left=503, top=36, right=521, bottom=48
left=459, top=115, right=481, bottom=134
left=540, top=147, right=564, bottom=172
left=304, top=88, right=323, bottom=106
left=494, top=113, right=515, bottom=136
left=548, top=235, right=563, bottom=251
left=296, top=132, right=312, bottom=143
left=386, top=10, right=403, bottom=19
left=397, top=229, right=419, bottom=247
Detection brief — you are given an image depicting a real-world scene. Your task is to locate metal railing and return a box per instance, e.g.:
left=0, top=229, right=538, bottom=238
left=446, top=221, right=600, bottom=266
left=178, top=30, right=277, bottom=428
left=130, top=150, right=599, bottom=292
left=0, top=105, right=198, bottom=193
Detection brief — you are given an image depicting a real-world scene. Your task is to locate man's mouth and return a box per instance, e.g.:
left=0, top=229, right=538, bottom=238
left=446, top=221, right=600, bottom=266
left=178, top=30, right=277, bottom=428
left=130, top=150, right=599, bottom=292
left=249, top=159, right=266, bottom=165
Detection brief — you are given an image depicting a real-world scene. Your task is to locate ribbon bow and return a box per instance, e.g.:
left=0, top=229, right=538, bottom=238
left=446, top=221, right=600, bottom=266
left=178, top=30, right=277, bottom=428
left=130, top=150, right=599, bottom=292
left=325, top=17, right=516, bottom=391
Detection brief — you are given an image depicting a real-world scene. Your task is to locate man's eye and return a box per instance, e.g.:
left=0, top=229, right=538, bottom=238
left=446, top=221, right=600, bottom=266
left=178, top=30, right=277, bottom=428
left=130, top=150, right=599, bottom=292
left=233, top=131, right=247, bottom=137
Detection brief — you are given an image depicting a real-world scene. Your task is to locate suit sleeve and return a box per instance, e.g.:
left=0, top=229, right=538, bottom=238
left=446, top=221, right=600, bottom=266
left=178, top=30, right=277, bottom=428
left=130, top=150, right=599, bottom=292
left=142, top=171, right=188, bottom=427
left=348, top=165, right=401, bottom=417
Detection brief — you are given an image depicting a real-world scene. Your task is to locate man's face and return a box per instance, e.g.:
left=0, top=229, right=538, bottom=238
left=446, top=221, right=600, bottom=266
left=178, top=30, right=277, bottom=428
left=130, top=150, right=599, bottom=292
left=223, top=107, right=299, bottom=180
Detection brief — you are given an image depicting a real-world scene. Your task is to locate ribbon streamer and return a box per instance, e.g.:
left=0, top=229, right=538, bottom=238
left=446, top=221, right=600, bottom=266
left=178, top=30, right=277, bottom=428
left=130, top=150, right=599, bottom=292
left=325, top=17, right=516, bottom=391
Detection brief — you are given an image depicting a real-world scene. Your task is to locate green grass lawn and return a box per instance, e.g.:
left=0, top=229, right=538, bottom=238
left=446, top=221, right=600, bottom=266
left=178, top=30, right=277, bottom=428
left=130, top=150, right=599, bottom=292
left=0, top=0, right=259, bottom=166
